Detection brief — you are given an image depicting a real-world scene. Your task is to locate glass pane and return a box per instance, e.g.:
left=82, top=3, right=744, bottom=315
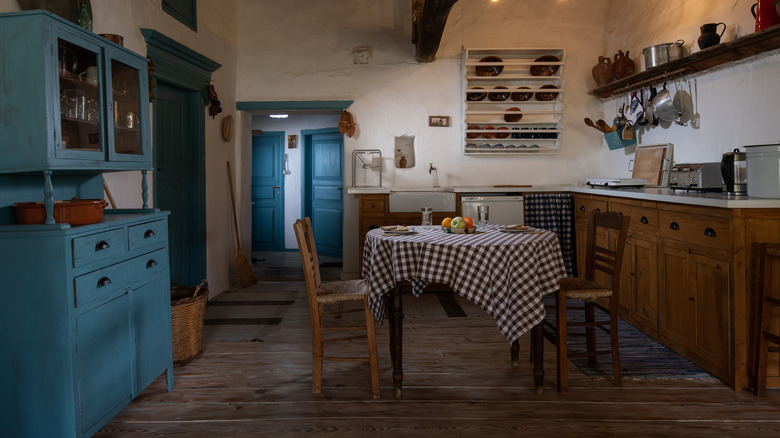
left=112, top=59, right=142, bottom=155
left=58, top=39, right=101, bottom=152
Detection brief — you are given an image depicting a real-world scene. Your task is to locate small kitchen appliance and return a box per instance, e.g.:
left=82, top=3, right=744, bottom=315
left=585, top=177, right=647, bottom=188
left=720, top=148, right=748, bottom=195
left=669, top=163, right=722, bottom=191
left=745, top=144, right=780, bottom=198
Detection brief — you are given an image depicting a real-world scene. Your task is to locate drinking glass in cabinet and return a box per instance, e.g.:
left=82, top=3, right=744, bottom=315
left=58, top=40, right=100, bottom=152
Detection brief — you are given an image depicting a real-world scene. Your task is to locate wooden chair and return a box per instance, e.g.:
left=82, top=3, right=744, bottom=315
left=541, top=210, right=630, bottom=393
left=293, top=218, right=380, bottom=398
left=753, top=243, right=780, bottom=397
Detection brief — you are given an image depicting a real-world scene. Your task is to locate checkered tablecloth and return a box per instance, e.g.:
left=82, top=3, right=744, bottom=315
left=362, top=224, right=567, bottom=343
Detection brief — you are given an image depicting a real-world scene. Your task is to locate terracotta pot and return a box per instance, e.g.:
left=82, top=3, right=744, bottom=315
left=592, top=56, right=614, bottom=87
left=612, top=50, right=635, bottom=80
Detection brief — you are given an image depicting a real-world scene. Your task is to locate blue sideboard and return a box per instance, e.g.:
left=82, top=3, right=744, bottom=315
left=0, top=10, right=174, bottom=437
left=0, top=211, right=173, bottom=437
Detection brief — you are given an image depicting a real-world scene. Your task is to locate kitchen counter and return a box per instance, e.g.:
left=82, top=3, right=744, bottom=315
left=347, top=185, right=780, bottom=209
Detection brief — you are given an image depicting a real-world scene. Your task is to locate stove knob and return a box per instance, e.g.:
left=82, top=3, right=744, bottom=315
left=691, top=176, right=698, bottom=184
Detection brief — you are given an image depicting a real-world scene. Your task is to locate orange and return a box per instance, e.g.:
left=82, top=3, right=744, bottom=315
left=442, top=217, right=452, bottom=228
left=464, top=217, right=474, bottom=228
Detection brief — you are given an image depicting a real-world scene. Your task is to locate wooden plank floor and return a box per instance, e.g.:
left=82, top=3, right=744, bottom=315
left=96, top=252, right=780, bottom=437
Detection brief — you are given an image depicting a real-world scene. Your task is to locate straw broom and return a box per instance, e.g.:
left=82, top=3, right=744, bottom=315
left=226, top=161, right=257, bottom=287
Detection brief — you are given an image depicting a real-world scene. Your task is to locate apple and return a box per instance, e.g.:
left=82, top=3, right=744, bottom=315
left=450, top=216, right=467, bottom=229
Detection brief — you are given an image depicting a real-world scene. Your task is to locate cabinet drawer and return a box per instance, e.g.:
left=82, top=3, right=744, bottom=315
left=659, top=210, right=730, bottom=252
left=360, top=195, right=387, bottom=215
left=129, top=220, right=167, bottom=251
left=574, top=196, right=608, bottom=219
left=75, top=249, right=168, bottom=307
left=72, top=228, right=126, bottom=268
left=609, top=200, right=658, bottom=235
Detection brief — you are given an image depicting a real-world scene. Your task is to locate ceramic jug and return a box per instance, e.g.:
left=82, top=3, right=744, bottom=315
left=698, top=22, right=726, bottom=50
left=752, top=0, right=780, bottom=31
left=592, top=56, right=614, bottom=86
left=612, top=50, right=635, bottom=80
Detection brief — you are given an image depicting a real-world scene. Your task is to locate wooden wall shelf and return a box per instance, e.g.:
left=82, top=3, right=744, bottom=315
left=590, top=25, right=780, bottom=99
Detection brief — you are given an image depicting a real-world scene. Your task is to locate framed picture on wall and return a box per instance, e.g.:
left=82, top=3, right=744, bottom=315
left=288, top=135, right=297, bottom=149
left=429, top=116, right=450, bottom=127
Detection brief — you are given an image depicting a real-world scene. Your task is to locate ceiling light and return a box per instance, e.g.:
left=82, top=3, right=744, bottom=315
left=269, top=114, right=288, bottom=119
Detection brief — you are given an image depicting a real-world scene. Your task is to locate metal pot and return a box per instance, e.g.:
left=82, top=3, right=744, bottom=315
left=651, top=83, right=677, bottom=122
left=642, top=40, right=685, bottom=69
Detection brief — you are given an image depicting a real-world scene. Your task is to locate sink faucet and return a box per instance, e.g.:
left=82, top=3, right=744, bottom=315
left=428, top=163, right=439, bottom=188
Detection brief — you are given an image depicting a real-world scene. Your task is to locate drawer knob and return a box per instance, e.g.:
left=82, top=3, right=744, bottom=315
left=596, top=208, right=601, bottom=213
left=580, top=206, right=586, bottom=211
left=146, top=259, right=158, bottom=268
left=97, top=276, right=112, bottom=287
left=704, top=227, right=717, bottom=238
left=144, top=229, right=156, bottom=238
left=669, top=222, right=680, bottom=231
left=640, top=216, right=649, bottom=224
left=95, top=240, right=110, bottom=251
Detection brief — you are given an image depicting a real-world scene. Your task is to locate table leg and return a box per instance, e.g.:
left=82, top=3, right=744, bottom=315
left=510, top=339, right=520, bottom=367
left=387, top=283, right=403, bottom=399
left=532, top=322, right=544, bottom=394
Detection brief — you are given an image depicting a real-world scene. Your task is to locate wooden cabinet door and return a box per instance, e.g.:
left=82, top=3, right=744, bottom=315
left=76, top=294, right=133, bottom=435
left=627, top=236, right=659, bottom=334
left=659, top=245, right=695, bottom=349
left=691, top=253, right=730, bottom=376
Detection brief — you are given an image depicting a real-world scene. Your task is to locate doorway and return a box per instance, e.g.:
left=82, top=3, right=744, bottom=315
left=144, top=29, right=218, bottom=287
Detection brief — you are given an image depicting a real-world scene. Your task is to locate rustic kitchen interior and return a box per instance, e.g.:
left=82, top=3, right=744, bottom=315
left=2, top=0, right=780, bottom=436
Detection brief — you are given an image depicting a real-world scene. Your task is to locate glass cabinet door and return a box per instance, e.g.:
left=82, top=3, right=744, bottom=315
left=109, top=58, right=143, bottom=157
left=58, top=38, right=103, bottom=156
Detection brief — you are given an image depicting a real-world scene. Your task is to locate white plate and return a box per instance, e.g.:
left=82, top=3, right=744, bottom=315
left=383, top=230, right=417, bottom=235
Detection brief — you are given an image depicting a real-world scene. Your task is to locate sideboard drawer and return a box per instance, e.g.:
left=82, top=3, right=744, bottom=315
left=75, top=248, right=167, bottom=307
left=659, top=210, right=730, bottom=252
left=128, top=220, right=167, bottom=252
left=72, top=228, right=126, bottom=268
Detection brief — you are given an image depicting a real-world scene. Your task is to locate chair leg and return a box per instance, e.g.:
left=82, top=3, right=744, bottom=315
left=754, top=296, right=773, bottom=397
left=556, top=290, right=568, bottom=394
left=363, top=297, right=381, bottom=399
left=312, top=328, right=323, bottom=395
left=585, top=302, right=598, bottom=367
left=609, top=306, right=622, bottom=387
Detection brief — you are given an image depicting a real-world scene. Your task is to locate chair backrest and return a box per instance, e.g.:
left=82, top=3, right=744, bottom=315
left=293, top=218, right=322, bottom=310
left=583, top=210, right=631, bottom=295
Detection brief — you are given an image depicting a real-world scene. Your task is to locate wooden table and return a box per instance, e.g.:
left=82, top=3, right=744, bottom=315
left=362, top=224, right=566, bottom=398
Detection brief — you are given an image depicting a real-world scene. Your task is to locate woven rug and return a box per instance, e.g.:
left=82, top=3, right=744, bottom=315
left=543, top=297, right=715, bottom=381
left=203, top=285, right=299, bottom=342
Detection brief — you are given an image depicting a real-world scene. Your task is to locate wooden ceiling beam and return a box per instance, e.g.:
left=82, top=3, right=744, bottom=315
left=412, top=0, right=459, bottom=63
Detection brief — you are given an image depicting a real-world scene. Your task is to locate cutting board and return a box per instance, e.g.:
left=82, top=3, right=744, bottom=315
left=632, top=144, right=672, bottom=187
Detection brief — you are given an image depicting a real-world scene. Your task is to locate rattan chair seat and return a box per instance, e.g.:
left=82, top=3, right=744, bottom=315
left=316, top=280, right=370, bottom=304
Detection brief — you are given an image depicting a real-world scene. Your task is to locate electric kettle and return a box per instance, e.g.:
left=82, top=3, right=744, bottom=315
left=721, top=148, right=748, bottom=195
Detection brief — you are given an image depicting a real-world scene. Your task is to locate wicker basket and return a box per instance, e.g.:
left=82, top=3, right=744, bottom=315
left=170, top=280, right=208, bottom=367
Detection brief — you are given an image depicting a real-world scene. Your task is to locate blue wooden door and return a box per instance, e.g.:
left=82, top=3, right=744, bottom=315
left=154, top=82, right=204, bottom=287
left=305, top=130, right=343, bottom=258
left=252, top=132, right=284, bottom=251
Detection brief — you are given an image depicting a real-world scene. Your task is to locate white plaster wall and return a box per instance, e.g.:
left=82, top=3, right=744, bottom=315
left=0, top=0, right=240, bottom=296
left=598, top=0, right=780, bottom=178
left=235, top=0, right=613, bottom=276
left=250, top=114, right=341, bottom=249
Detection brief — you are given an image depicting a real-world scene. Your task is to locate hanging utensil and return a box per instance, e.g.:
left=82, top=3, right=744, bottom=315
left=690, top=78, right=701, bottom=129
left=597, top=119, right=613, bottom=133
left=585, top=117, right=607, bottom=133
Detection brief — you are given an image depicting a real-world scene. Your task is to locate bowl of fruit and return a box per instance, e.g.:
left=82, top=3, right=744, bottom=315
left=442, top=216, right=476, bottom=234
